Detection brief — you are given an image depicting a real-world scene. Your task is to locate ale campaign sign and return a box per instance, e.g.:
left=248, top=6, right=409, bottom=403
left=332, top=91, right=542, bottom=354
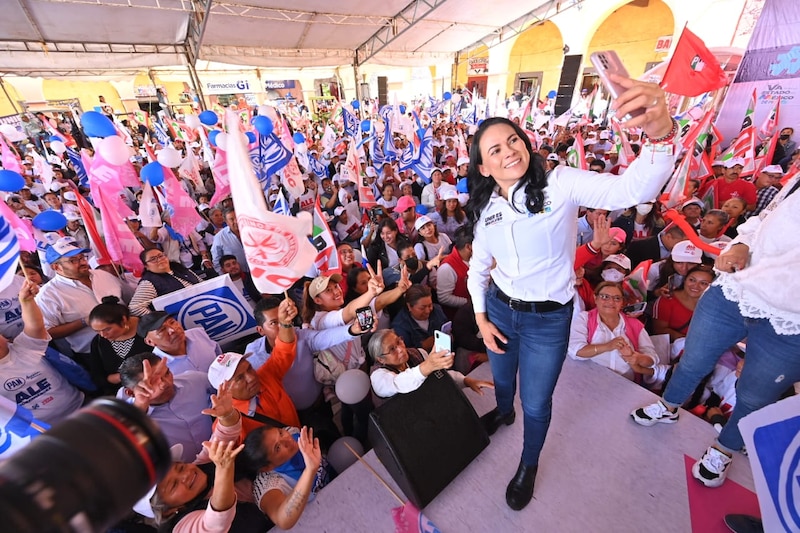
left=152, top=275, right=257, bottom=345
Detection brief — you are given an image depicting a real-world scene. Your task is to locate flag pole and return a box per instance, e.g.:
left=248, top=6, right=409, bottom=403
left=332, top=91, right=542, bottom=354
left=343, top=442, right=405, bottom=505
left=17, top=256, right=32, bottom=283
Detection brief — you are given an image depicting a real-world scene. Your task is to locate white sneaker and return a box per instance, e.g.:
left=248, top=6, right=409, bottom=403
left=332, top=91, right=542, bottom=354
left=692, top=446, right=732, bottom=487
left=631, top=400, right=679, bottom=426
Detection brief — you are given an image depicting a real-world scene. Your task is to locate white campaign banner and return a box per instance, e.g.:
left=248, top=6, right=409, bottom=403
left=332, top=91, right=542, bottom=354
left=739, top=394, right=800, bottom=533
left=152, top=275, right=257, bottom=344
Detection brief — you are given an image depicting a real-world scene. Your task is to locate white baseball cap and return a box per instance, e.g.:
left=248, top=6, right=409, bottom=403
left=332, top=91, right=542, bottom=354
left=414, top=215, right=434, bottom=231
left=671, top=240, right=703, bottom=264
left=207, top=352, right=247, bottom=390
left=604, top=253, right=631, bottom=271
left=456, top=157, right=470, bottom=167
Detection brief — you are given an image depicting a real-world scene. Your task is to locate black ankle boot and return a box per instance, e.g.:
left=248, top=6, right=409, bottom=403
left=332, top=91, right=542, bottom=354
left=505, top=460, right=537, bottom=511
left=480, top=407, right=515, bottom=436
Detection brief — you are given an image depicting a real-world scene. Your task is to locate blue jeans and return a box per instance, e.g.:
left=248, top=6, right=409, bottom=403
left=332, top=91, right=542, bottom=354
left=486, top=284, right=573, bottom=466
left=663, top=284, right=800, bottom=451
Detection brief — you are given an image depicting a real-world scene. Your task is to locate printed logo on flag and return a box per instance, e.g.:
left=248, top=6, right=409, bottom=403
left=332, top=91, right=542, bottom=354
left=752, top=415, right=800, bottom=531
left=690, top=55, right=706, bottom=72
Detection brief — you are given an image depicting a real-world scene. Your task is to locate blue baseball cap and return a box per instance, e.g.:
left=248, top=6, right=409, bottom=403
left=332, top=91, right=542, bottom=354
left=45, top=236, right=89, bottom=264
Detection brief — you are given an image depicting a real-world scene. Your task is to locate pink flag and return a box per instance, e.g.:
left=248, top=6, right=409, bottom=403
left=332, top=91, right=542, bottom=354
left=0, top=202, right=35, bottom=252
left=92, top=149, right=140, bottom=189
left=225, top=111, right=317, bottom=293
left=161, top=166, right=203, bottom=237
left=392, top=502, right=441, bottom=533
left=209, top=148, right=230, bottom=206
left=0, top=134, right=22, bottom=174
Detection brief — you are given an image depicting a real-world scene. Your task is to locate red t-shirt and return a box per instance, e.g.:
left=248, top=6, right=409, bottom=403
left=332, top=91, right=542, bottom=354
left=709, top=178, right=757, bottom=208
left=652, top=295, right=694, bottom=335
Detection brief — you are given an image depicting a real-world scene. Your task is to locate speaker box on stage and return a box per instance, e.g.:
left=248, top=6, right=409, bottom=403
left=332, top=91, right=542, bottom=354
left=368, top=371, right=489, bottom=508
left=554, top=54, right=583, bottom=116
left=377, top=76, right=388, bottom=107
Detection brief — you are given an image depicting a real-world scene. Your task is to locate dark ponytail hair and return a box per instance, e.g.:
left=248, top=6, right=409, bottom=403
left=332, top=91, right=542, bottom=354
left=88, top=295, right=130, bottom=326
left=465, top=117, right=548, bottom=235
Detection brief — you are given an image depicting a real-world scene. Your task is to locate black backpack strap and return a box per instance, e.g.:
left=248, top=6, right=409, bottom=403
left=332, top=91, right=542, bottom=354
left=241, top=410, right=287, bottom=428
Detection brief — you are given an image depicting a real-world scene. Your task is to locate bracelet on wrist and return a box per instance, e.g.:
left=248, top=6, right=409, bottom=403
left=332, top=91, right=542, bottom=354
left=646, top=118, right=678, bottom=144
left=279, top=322, right=294, bottom=329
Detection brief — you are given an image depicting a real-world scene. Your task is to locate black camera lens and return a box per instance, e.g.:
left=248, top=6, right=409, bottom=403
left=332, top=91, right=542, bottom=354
left=0, top=398, right=171, bottom=533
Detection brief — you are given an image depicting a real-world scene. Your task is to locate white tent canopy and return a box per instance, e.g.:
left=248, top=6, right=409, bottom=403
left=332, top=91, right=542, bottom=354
left=0, top=0, right=574, bottom=76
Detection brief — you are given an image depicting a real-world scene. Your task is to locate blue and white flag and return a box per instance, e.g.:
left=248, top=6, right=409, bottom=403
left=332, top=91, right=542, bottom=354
left=271, top=188, right=291, bottom=216
left=411, top=127, right=434, bottom=183
left=397, top=143, right=415, bottom=171
left=342, top=107, right=360, bottom=138
left=153, top=122, right=171, bottom=146
left=463, top=105, right=478, bottom=126
left=248, top=139, right=267, bottom=190
left=428, top=97, right=445, bottom=117
left=0, top=396, right=49, bottom=459
left=152, top=274, right=258, bottom=345
left=740, top=394, right=800, bottom=533
left=450, top=97, right=463, bottom=123
left=258, top=132, right=292, bottom=183
left=66, top=147, right=89, bottom=189
left=308, top=155, right=328, bottom=180
left=0, top=215, right=20, bottom=292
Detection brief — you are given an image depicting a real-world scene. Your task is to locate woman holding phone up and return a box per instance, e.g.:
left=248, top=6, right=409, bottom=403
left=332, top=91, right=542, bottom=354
left=465, top=73, right=678, bottom=511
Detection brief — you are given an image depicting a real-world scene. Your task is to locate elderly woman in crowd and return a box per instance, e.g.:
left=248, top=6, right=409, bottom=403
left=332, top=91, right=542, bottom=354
left=88, top=295, right=151, bottom=395
left=651, top=266, right=715, bottom=342
left=367, top=328, right=492, bottom=399
left=568, top=282, right=659, bottom=381
left=128, top=247, right=203, bottom=316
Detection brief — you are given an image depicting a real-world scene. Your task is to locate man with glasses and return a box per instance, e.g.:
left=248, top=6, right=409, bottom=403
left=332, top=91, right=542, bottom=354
left=138, top=311, right=221, bottom=376
left=35, top=237, right=124, bottom=369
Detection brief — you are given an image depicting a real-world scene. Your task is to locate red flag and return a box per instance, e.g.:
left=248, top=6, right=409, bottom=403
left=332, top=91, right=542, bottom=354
left=610, top=120, right=636, bottom=172
left=663, top=153, right=695, bottom=208
left=623, top=259, right=652, bottom=304
left=311, top=197, right=341, bottom=275
left=67, top=182, right=112, bottom=264
left=392, top=502, right=441, bottom=533
left=566, top=131, right=588, bottom=171
left=660, top=26, right=728, bottom=97
left=759, top=97, right=781, bottom=139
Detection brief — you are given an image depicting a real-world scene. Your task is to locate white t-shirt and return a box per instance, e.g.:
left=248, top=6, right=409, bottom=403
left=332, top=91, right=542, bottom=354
left=0, top=332, right=84, bottom=424
left=0, top=276, right=25, bottom=340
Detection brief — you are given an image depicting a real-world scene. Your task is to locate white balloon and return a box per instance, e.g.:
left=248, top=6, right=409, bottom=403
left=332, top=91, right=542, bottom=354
left=326, top=437, right=363, bottom=474
left=214, top=132, right=228, bottom=151
left=184, top=114, right=201, bottom=130
left=157, top=146, right=183, bottom=168
left=334, top=369, right=371, bottom=405
left=50, top=140, right=67, bottom=155
left=97, top=135, right=131, bottom=166
left=259, top=105, right=279, bottom=123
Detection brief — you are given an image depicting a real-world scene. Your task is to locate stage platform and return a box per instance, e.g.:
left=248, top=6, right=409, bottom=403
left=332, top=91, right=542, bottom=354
left=273, top=358, right=756, bottom=532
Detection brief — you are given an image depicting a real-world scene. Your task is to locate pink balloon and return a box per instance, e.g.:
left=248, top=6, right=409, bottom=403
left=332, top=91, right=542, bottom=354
left=97, top=136, right=130, bottom=166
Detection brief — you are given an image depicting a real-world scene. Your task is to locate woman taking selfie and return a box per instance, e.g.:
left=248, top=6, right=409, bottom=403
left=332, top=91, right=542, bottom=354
left=466, top=74, right=678, bottom=511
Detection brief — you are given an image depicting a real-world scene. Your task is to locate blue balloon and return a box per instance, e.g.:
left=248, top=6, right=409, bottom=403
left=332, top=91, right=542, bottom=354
left=33, top=210, right=67, bottom=231
left=293, top=132, right=306, bottom=145
left=246, top=132, right=257, bottom=144
left=415, top=205, right=428, bottom=215
left=351, top=100, right=360, bottom=110
left=399, top=105, right=407, bottom=114
left=48, top=136, right=62, bottom=143
left=0, top=169, right=25, bottom=192
left=360, top=120, right=371, bottom=133
left=547, top=90, right=557, bottom=99
left=199, top=110, right=218, bottom=126
left=141, top=162, right=164, bottom=186
left=80, top=111, right=117, bottom=138
left=208, top=130, right=220, bottom=147
left=456, top=178, right=469, bottom=193
left=253, top=115, right=273, bottom=136
left=443, top=92, right=452, bottom=101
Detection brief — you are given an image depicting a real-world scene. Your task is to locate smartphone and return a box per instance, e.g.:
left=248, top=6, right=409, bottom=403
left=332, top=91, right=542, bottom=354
left=355, top=306, right=374, bottom=330
left=589, top=51, right=645, bottom=120
left=433, top=330, right=452, bottom=354
left=623, top=302, right=647, bottom=315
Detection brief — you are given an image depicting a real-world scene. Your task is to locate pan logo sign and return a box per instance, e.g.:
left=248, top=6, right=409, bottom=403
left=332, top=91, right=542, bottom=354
left=752, top=415, right=800, bottom=532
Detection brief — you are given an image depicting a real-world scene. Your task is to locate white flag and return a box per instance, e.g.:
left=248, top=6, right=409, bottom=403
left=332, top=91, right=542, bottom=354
left=225, top=111, right=317, bottom=294
left=138, top=181, right=162, bottom=227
